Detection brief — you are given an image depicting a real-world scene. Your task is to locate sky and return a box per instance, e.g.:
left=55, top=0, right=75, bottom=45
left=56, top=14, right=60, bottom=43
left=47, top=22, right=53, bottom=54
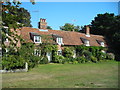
left=20, top=2, right=118, bottom=30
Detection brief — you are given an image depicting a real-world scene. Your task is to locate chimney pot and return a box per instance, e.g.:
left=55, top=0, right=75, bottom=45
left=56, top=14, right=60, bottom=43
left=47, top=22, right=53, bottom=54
left=39, top=18, right=47, bottom=29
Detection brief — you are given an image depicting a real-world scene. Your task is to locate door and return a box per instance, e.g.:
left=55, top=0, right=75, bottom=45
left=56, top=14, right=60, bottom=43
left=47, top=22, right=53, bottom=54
left=46, top=52, right=52, bottom=62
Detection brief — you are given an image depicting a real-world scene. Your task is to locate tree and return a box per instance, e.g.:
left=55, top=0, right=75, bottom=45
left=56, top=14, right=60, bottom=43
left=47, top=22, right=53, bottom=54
left=90, top=13, right=120, bottom=60
left=90, top=13, right=116, bottom=36
left=1, top=1, right=37, bottom=70
left=17, top=8, right=32, bottom=27
left=47, top=26, right=52, bottom=30
left=60, top=23, right=80, bottom=32
left=2, top=1, right=33, bottom=56
left=2, top=3, right=32, bottom=28
left=111, top=15, right=120, bottom=60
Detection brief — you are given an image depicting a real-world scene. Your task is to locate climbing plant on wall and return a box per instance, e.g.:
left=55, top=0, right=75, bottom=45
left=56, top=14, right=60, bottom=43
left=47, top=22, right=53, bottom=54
left=75, top=45, right=107, bottom=61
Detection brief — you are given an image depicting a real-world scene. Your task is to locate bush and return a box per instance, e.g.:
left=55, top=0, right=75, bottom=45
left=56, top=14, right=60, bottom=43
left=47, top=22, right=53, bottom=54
left=91, top=56, right=98, bottom=63
left=40, top=56, right=48, bottom=64
left=106, top=53, right=115, bottom=60
left=53, top=55, right=65, bottom=63
left=97, top=52, right=106, bottom=60
left=76, top=56, right=87, bottom=63
left=62, top=58, right=71, bottom=64
left=63, top=47, right=74, bottom=58
left=72, top=61, right=78, bottom=64
left=28, top=55, right=41, bottom=68
left=69, top=57, right=76, bottom=62
left=2, top=55, right=25, bottom=70
left=81, top=50, right=92, bottom=61
left=80, top=58, right=87, bottom=63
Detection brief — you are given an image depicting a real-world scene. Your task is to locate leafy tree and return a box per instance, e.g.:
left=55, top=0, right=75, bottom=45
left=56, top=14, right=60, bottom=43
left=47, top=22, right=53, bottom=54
left=91, top=13, right=116, bottom=36
left=90, top=13, right=120, bottom=60
left=2, top=3, right=32, bottom=28
left=60, top=23, right=80, bottom=32
left=2, top=1, right=33, bottom=56
left=47, top=26, right=52, bottom=30
left=17, top=8, right=32, bottom=27
left=17, top=43, right=41, bottom=69
left=1, top=1, right=36, bottom=70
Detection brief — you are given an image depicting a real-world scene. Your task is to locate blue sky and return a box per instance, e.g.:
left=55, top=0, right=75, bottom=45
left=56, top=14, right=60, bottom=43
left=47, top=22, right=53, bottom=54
left=20, top=2, right=118, bottom=30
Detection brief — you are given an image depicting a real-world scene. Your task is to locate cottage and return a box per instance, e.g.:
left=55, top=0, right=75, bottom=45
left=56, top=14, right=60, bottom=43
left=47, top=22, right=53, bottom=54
left=15, top=18, right=107, bottom=62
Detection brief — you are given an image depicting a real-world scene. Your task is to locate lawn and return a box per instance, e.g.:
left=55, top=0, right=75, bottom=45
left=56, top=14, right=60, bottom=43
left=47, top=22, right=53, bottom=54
left=2, top=61, right=119, bottom=88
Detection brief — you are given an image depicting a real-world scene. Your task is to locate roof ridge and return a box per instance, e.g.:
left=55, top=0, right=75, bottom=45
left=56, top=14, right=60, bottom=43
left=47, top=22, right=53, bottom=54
left=21, top=27, right=104, bottom=37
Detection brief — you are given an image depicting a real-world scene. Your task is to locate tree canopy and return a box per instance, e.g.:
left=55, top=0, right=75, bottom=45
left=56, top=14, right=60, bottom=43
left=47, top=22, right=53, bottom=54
left=91, top=13, right=116, bottom=36
left=1, top=1, right=33, bottom=56
left=90, top=13, right=120, bottom=60
left=47, top=26, right=52, bottom=30
left=2, top=2, right=32, bottom=28
left=60, top=23, right=81, bottom=32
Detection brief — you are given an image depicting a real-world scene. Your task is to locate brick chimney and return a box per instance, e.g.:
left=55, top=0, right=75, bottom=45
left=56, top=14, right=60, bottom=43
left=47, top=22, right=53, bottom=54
left=85, top=25, right=90, bottom=37
left=38, top=18, right=47, bottom=29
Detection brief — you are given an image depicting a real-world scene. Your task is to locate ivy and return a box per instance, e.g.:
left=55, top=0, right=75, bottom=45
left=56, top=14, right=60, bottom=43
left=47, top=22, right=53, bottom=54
left=63, top=47, right=74, bottom=58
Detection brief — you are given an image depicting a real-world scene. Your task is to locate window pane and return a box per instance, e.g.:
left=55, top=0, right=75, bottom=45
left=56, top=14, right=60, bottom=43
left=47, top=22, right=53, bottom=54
left=34, top=36, right=41, bottom=42
left=34, top=49, right=41, bottom=56
left=58, top=51, right=62, bottom=55
left=57, top=38, right=62, bottom=44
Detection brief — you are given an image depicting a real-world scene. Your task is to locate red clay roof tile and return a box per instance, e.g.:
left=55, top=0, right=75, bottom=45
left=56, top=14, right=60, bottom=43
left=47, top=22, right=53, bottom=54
left=18, top=27, right=107, bottom=47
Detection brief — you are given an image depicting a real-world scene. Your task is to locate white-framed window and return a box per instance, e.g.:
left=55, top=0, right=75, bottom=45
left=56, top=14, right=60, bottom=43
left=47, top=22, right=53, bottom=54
left=57, top=38, right=63, bottom=45
left=100, top=42, right=104, bottom=47
left=85, top=40, right=90, bottom=46
left=34, top=36, right=41, bottom=43
left=57, top=50, right=62, bottom=56
left=34, top=49, right=41, bottom=56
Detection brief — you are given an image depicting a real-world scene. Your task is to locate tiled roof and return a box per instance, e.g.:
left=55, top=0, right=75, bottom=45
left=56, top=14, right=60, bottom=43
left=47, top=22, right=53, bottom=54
left=18, top=27, right=107, bottom=47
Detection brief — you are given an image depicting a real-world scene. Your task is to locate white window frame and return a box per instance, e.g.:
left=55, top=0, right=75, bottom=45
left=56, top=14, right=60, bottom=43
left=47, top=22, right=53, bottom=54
left=100, top=42, right=104, bottom=47
left=34, top=49, right=41, bottom=56
left=34, top=36, right=41, bottom=43
left=56, top=38, right=63, bottom=45
left=57, top=50, right=62, bottom=56
left=85, top=40, right=90, bottom=46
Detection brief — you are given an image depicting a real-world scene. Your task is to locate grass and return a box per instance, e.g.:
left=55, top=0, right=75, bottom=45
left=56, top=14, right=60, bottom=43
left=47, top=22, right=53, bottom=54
left=2, top=60, right=119, bottom=88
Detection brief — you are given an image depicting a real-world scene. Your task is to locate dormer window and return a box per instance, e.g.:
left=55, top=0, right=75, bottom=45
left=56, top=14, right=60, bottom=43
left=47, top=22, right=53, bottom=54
left=96, top=40, right=104, bottom=47
left=85, top=40, right=90, bottom=46
left=30, top=32, right=41, bottom=43
left=34, top=36, right=41, bottom=43
left=100, top=42, right=104, bottom=47
left=80, top=37, right=90, bottom=46
left=57, top=38, right=63, bottom=45
left=52, top=34, right=63, bottom=45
